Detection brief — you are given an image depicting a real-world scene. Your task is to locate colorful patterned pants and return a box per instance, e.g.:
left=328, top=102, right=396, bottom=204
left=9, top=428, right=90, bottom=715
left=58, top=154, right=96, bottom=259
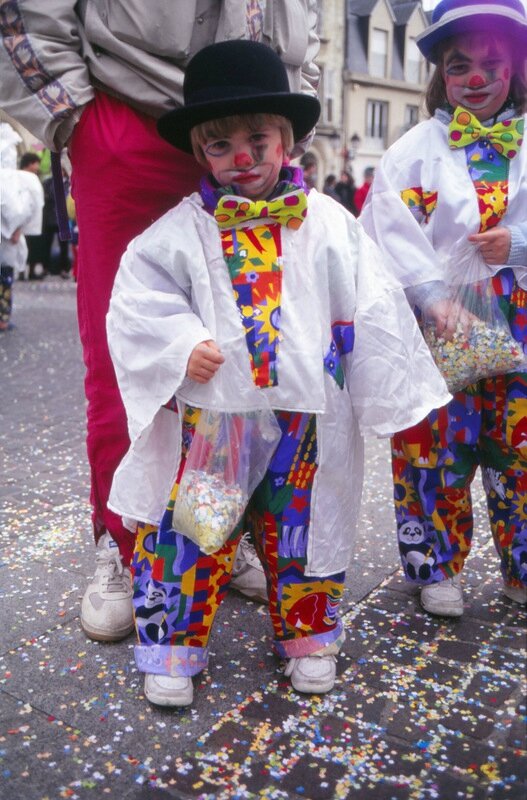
left=392, top=370, right=527, bottom=588
left=132, top=409, right=345, bottom=677
left=393, top=273, right=527, bottom=589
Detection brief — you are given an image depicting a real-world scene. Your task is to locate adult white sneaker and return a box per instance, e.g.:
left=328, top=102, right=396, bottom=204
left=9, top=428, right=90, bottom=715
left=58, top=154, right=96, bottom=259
left=80, top=532, right=134, bottom=641
left=502, top=582, right=527, bottom=604
left=144, top=674, right=193, bottom=707
left=284, top=654, right=337, bottom=694
left=420, top=574, right=464, bottom=617
left=230, top=533, right=268, bottom=604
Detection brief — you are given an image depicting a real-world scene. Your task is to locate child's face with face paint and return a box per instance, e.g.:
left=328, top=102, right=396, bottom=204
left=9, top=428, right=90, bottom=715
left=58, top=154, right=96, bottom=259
left=442, top=32, right=513, bottom=121
left=202, top=123, right=285, bottom=199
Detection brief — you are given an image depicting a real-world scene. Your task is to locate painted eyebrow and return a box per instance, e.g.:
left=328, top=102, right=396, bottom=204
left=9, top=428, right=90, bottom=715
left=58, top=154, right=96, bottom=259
left=445, top=49, right=470, bottom=66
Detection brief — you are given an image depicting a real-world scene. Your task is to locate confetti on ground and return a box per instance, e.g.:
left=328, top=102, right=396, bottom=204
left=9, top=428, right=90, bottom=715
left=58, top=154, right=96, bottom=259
left=1, top=280, right=525, bottom=800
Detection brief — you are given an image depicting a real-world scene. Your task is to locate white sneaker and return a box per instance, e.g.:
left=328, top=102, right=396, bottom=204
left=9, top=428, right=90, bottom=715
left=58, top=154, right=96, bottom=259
left=144, top=673, right=193, bottom=707
left=80, top=532, right=134, bottom=641
left=420, top=574, right=464, bottom=617
left=230, top=533, right=268, bottom=604
left=502, top=582, right=527, bottom=604
left=284, top=654, right=337, bottom=694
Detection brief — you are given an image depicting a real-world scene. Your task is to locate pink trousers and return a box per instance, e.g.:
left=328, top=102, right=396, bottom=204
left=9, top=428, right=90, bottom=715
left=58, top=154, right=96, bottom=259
left=69, top=92, right=203, bottom=565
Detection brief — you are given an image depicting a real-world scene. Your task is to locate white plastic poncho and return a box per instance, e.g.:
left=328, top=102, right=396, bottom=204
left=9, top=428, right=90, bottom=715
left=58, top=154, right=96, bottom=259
left=107, top=190, right=450, bottom=575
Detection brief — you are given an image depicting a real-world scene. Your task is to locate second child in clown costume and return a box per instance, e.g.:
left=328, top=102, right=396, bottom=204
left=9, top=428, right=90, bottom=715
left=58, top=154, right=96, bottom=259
left=361, top=0, right=527, bottom=617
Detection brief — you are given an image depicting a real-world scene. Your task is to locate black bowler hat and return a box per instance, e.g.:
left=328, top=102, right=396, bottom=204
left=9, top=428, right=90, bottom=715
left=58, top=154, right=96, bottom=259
left=157, top=40, right=321, bottom=153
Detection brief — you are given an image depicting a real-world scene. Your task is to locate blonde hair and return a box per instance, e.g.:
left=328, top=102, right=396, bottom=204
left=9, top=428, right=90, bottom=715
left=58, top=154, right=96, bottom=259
left=190, top=113, right=294, bottom=167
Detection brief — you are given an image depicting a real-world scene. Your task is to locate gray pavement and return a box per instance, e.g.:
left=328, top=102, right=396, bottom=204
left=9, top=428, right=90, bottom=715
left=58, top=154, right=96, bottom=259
left=0, top=279, right=525, bottom=800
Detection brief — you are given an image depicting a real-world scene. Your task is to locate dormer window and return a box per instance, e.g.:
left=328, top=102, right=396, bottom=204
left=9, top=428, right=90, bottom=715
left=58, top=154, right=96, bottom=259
left=371, top=28, right=388, bottom=78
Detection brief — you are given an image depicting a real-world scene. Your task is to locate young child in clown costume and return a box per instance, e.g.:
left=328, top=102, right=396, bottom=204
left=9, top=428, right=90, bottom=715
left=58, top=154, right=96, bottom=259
left=106, top=40, right=450, bottom=707
left=361, top=0, right=527, bottom=618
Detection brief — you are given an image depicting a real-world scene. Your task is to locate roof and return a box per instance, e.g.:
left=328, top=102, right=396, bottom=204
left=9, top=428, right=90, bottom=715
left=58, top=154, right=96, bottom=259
left=348, top=0, right=422, bottom=24
left=348, top=0, right=378, bottom=17
left=389, top=0, right=420, bottom=25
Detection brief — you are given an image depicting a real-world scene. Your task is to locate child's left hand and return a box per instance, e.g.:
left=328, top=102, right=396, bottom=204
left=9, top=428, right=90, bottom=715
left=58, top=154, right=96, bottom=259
left=468, top=228, right=511, bottom=265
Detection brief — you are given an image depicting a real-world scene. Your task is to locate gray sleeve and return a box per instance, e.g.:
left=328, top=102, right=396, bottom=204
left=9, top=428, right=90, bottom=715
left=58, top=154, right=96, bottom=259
left=0, top=1, right=93, bottom=150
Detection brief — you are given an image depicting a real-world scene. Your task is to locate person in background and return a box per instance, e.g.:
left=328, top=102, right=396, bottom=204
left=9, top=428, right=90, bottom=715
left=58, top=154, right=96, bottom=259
left=322, top=173, right=340, bottom=200
left=19, top=152, right=45, bottom=280
left=0, top=124, right=43, bottom=328
left=335, top=170, right=358, bottom=216
left=300, top=152, right=318, bottom=189
left=40, top=171, right=72, bottom=279
left=19, top=152, right=41, bottom=176
left=361, top=0, right=527, bottom=616
left=0, top=1, right=320, bottom=643
left=354, top=166, right=375, bottom=214
left=106, top=40, right=450, bottom=707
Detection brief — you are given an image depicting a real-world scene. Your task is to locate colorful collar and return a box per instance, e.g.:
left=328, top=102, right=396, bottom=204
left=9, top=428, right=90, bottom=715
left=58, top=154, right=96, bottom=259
left=199, top=165, right=308, bottom=215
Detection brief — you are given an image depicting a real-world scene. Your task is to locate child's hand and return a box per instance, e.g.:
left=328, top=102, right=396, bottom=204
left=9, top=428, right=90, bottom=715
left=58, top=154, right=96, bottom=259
left=9, top=226, right=22, bottom=244
left=187, top=340, right=225, bottom=383
left=429, top=298, right=476, bottom=340
left=468, top=228, right=511, bottom=265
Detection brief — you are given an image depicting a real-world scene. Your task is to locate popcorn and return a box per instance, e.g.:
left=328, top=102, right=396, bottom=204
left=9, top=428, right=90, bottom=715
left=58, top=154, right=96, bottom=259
left=172, top=469, right=246, bottom=554
left=424, top=319, right=524, bottom=392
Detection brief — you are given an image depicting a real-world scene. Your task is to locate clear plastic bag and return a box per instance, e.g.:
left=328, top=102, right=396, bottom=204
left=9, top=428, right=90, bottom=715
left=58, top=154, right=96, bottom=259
left=172, top=402, right=281, bottom=554
left=422, top=241, right=525, bottom=392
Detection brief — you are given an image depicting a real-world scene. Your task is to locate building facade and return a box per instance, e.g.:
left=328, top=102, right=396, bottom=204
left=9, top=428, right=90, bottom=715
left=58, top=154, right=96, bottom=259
left=309, top=0, right=432, bottom=192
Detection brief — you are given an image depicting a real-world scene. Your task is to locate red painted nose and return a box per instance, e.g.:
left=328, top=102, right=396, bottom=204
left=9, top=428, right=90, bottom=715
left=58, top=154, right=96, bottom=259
left=234, top=152, right=253, bottom=168
left=468, top=74, right=486, bottom=88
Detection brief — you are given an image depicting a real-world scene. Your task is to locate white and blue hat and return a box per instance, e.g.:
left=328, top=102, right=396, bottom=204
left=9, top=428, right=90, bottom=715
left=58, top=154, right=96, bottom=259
left=416, top=0, right=527, bottom=63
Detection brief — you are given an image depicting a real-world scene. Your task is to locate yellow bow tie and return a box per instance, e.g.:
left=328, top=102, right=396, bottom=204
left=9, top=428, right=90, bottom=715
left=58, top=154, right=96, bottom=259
left=448, top=108, right=524, bottom=159
left=214, top=189, right=307, bottom=230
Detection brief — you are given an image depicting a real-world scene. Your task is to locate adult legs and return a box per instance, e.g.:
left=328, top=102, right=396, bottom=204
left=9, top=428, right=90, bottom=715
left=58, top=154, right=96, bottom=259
left=69, top=91, right=203, bottom=639
left=69, top=91, right=203, bottom=566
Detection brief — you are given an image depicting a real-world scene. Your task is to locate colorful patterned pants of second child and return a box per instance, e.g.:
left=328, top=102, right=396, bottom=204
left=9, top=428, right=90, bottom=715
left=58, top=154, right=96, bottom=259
left=392, top=370, right=527, bottom=590
left=132, top=408, right=346, bottom=677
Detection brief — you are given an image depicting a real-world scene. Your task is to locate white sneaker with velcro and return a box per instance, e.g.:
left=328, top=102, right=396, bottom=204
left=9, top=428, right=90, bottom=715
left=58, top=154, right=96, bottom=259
left=144, top=674, right=193, bottom=707
left=230, top=533, right=269, bottom=604
left=420, top=574, right=464, bottom=617
left=284, top=653, right=337, bottom=694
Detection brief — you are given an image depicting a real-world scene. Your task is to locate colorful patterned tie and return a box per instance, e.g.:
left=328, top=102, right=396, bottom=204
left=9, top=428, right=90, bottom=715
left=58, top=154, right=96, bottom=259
left=214, top=189, right=308, bottom=230
left=448, top=107, right=524, bottom=159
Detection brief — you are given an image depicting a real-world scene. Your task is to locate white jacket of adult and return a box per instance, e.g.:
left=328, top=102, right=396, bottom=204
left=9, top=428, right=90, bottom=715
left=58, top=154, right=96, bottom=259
left=0, top=0, right=320, bottom=151
left=360, top=114, right=527, bottom=296
left=106, top=191, right=451, bottom=576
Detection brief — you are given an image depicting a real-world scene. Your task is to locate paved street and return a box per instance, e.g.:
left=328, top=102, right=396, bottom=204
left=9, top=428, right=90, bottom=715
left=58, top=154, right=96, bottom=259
left=0, top=279, right=526, bottom=800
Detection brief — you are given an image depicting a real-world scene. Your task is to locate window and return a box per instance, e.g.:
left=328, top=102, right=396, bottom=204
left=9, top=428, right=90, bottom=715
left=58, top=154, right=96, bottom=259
left=405, top=105, right=419, bottom=130
left=321, top=67, right=335, bottom=124
left=371, top=28, right=388, bottom=78
left=406, top=37, right=421, bottom=83
left=366, top=99, right=388, bottom=146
